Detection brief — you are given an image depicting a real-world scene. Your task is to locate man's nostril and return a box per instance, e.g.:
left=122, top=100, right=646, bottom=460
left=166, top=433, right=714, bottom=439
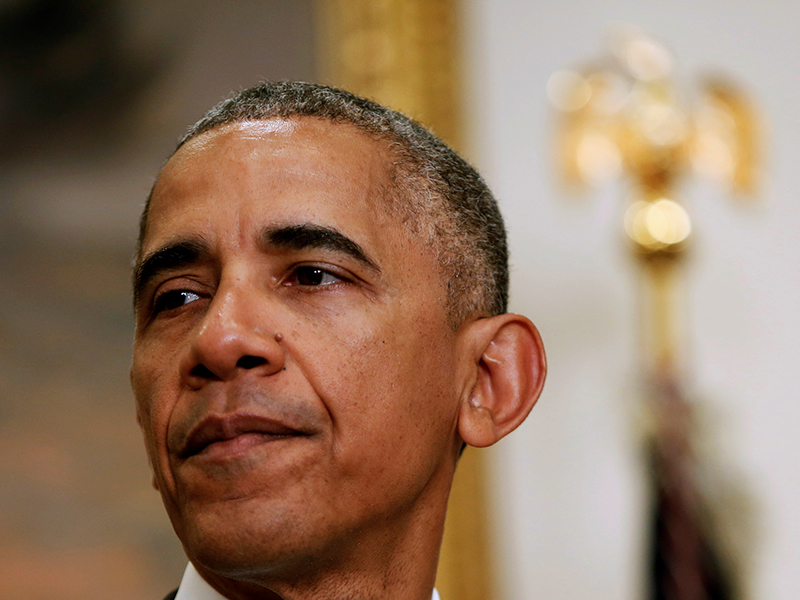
left=237, top=356, right=268, bottom=370
left=190, top=364, right=217, bottom=379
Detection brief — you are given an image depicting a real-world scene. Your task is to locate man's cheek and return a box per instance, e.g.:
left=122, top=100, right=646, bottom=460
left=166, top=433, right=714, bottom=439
left=133, top=407, right=161, bottom=491
left=132, top=375, right=166, bottom=470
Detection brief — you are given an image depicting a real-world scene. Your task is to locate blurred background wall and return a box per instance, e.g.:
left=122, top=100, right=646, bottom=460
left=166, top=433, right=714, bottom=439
left=1, top=0, right=798, bottom=599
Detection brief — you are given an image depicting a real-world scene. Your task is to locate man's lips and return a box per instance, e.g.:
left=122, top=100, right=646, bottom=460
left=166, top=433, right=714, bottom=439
left=178, top=413, right=308, bottom=459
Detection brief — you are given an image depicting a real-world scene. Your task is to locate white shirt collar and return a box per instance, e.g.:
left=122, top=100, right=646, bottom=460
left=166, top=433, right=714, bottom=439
left=175, top=562, right=441, bottom=600
left=174, top=563, right=227, bottom=600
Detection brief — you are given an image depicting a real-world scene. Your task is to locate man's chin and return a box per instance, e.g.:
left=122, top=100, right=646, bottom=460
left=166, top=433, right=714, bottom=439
left=178, top=502, right=325, bottom=581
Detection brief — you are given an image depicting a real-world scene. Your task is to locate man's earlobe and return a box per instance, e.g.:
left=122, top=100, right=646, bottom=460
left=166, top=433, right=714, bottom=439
left=457, top=314, right=546, bottom=448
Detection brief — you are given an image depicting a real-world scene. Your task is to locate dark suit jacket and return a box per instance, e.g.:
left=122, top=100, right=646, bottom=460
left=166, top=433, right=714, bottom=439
left=162, top=590, right=177, bottom=600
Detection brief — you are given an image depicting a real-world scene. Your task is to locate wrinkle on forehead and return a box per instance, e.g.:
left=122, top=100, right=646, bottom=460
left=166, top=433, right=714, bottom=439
left=178, top=118, right=387, bottom=166
left=169, top=120, right=393, bottom=195
left=150, top=118, right=408, bottom=235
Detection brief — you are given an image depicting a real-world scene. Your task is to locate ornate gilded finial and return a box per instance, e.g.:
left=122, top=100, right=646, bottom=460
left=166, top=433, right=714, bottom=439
left=549, top=25, right=760, bottom=263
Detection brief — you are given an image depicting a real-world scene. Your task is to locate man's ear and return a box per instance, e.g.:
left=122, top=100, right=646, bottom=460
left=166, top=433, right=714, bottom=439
left=457, top=313, right=546, bottom=448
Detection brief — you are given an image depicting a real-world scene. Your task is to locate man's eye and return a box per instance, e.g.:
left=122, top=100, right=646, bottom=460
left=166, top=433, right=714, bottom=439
left=153, top=290, right=200, bottom=313
left=291, top=266, right=342, bottom=287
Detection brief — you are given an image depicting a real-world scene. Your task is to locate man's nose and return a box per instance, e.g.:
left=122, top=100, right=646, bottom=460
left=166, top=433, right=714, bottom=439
left=179, top=286, right=286, bottom=387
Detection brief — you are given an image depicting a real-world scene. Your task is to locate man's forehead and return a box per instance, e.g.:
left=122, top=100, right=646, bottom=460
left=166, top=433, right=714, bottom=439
left=145, top=118, right=401, bottom=231
left=140, top=116, right=429, bottom=268
left=157, top=118, right=397, bottom=204
left=164, top=117, right=394, bottom=174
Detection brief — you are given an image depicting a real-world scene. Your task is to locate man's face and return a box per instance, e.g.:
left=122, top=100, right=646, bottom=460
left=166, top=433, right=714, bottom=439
left=131, top=118, right=467, bottom=578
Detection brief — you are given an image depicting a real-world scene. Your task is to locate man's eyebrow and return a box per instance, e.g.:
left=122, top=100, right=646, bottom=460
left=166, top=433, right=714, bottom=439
left=133, top=240, right=209, bottom=307
left=262, top=224, right=381, bottom=273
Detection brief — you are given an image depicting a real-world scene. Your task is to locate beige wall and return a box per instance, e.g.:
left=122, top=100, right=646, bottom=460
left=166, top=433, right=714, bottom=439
left=461, top=1, right=800, bottom=599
